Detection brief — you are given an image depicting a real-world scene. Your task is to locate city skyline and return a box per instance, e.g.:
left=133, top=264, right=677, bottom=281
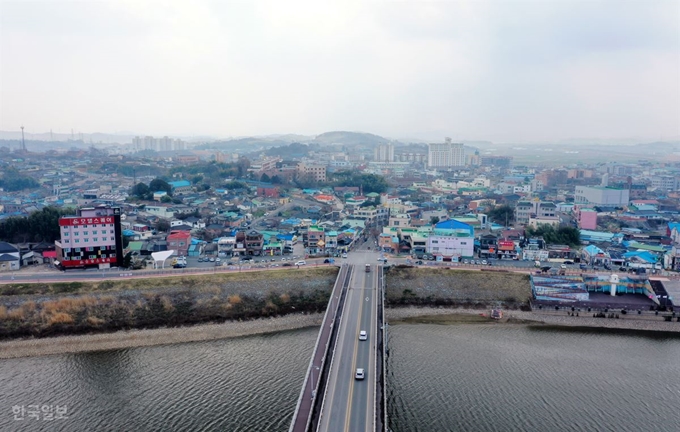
left=1, top=1, right=679, bottom=143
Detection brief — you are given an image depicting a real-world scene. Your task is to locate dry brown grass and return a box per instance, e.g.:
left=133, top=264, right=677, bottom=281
left=279, top=293, right=290, bottom=303
left=264, top=300, right=278, bottom=313
left=228, top=294, right=242, bottom=305
left=41, top=296, right=98, bottom=315
left=0, top=305, right=6, bottom=320
left=87, top=316, right=105, bottom=326
left=7, top=308, right=26, bottom=320
left=48, top=312, right=74, bottom=325
left=160, top=296, right=174, bottom=312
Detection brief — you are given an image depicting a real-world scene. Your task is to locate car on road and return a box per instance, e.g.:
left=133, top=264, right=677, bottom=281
left=359, top=330, right=367, bottom=341
left=463, top=259, right=469, bottom=264
left=295, top=260, right=306, bottom=266
left=579, top=264, right=587, bottom=270
left=241, top=256, right=253, bottom=261
left=355, top=368, right=365, bottom=380
left=197, top=257, right=204, bottom=262
left=481, top=260, right=488, bottom=265
left=216, top=257, right=221, bottom=263
left=283, top=263, right=292, bottom=267
left=415, top=260, right=424, bottom=265
left=209, top=257, right=215, bottom=262
left=563, top=260, right=574, bottom=265
left=342, top=253, right=348, bottom=258
left=560, top=264, right=567, bottom=269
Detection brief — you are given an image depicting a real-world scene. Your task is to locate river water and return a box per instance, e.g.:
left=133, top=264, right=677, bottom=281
left=1, top=324, right=679, bottom=431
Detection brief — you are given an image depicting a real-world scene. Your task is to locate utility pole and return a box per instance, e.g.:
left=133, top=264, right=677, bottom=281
left=20, top=125, right=25, bottom=152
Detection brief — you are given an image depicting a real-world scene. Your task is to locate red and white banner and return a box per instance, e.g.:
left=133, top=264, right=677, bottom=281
left=59, top=216, right=115, bottom=226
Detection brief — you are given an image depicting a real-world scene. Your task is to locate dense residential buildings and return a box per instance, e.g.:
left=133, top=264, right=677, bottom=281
left=55, top=205, right=123, bottom=269
left=427, top=138, right=465, bottom=169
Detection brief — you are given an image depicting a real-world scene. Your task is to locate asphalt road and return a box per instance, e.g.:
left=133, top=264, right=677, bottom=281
left=318, top=261, right=377, bottom=432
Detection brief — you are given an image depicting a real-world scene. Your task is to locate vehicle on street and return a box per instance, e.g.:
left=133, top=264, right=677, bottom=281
left=197, top=257, right=203, bottom=262
left=579, top=263, right=587, bottom=270
left=560, top=264, right=566, bottom=269
left=463, top=259, right=469, bottom=264
left=491, top=309, right=503, bottom=320
left=283, top=263, right=292, bottom=267
left=359, top=330, right=367, bottom=341
left=365, top=264, right=371, bottom=272
left=323, top=258, right=330, bottom=263
left=295, top=260, right=306, bottom=266
left=481, top=260, right=488, bottom=265
left=342, top=253, right=348, bottom=258
left=415, top=260, right=423, bottom=265
left=209, top=257, right=215, bottom=262
left=216, top=257, right=221, bottom=263
left=563, top=261, right=574, bottom=265
left=355, top=368, right=365, bottom=380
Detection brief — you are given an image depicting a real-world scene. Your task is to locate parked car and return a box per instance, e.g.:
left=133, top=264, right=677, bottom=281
left=481, top=260, right=488, bottom=265
left=323, top=258, right=330, bottom=263
left=209, top=257, right=215, bottom=262
left=563, top=260, right=574, bottom=265
left=415, top=260, right=424, bottom=265
left=216, top=257, right=221, bottom=263
left=295, top=260, right=306, bottom=266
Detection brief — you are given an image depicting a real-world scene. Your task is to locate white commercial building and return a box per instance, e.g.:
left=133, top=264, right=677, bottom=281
left=574, top=186, right=630, bottom=206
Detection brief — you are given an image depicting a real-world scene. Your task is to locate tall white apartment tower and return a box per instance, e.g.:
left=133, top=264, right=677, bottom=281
left=374, top=143, right=395, bottom=162
left=427, top=137, right=465, bottom=168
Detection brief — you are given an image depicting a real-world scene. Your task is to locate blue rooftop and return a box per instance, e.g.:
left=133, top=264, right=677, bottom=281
left=169, top=180, right=191, bottom=188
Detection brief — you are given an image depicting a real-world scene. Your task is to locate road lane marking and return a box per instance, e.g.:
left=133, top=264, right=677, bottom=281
left=344, top=270, right=365, bottom=432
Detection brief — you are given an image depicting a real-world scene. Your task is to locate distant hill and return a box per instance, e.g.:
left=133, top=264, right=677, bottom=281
left=313, top=131, right=391, bottom=147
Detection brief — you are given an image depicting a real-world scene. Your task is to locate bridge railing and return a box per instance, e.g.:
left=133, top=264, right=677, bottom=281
left=289, top=264, right=351, bottom=432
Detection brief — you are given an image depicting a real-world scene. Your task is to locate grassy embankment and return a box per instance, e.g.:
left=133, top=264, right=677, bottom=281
left=0, top=267, right=338, bottom=340
left=385, top=267, right=532, bottom=310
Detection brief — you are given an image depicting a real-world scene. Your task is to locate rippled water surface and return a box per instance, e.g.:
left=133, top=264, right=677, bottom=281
left=0, top=327, right=317, bottom=432
left=3, top=323, right=680, bottom=432
left=387, top=324, right=680, bottom=432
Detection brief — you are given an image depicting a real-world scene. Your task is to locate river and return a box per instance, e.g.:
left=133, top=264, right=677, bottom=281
left=1, top=324, right=679, bottom=431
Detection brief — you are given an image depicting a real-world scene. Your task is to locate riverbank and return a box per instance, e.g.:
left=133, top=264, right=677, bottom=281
left=386, top=306, right=680, bottom=333
left=0, top=312, right=324, bottom=359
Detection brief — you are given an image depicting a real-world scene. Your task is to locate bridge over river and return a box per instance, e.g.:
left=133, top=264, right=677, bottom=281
left=290, top=256, right=387, bottom=432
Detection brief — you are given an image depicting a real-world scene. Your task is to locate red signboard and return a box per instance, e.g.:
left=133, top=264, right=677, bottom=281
left=61, top=257, right=117, bottom=267
left=498, top=240, right=515, bottom=250
left=60, top=217, right=115, bottom=226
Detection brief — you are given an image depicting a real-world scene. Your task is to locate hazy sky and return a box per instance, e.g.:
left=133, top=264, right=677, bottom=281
left=1, top=0, right=678, bottom=143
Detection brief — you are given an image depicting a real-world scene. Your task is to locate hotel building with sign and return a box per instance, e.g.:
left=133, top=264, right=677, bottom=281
left=55, top=205, right=124, bottom=269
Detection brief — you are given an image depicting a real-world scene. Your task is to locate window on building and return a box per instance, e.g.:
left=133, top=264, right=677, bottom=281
left=75, top=239, right=80, bottom=243
left=93, top=230, right=98, bottom=234
left=84, top=231, right=89, bottom=235
left=74, top=232, right=79, bottom=236
left=93, top=238, right=98, bottom=242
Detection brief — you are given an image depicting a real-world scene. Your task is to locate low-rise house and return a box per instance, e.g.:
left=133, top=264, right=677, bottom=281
left=0, top=242, right=21, bottom=271
left=166, top=230, right=192, bottom=257
left=581, top=244, right=611, bottom=266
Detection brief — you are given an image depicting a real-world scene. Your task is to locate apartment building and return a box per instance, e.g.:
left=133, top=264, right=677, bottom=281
left=574, top=186, right=630, bottom=205
left=427, top=138, right=465, bottom=168
left=296, top=162, right=327, bottom=182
